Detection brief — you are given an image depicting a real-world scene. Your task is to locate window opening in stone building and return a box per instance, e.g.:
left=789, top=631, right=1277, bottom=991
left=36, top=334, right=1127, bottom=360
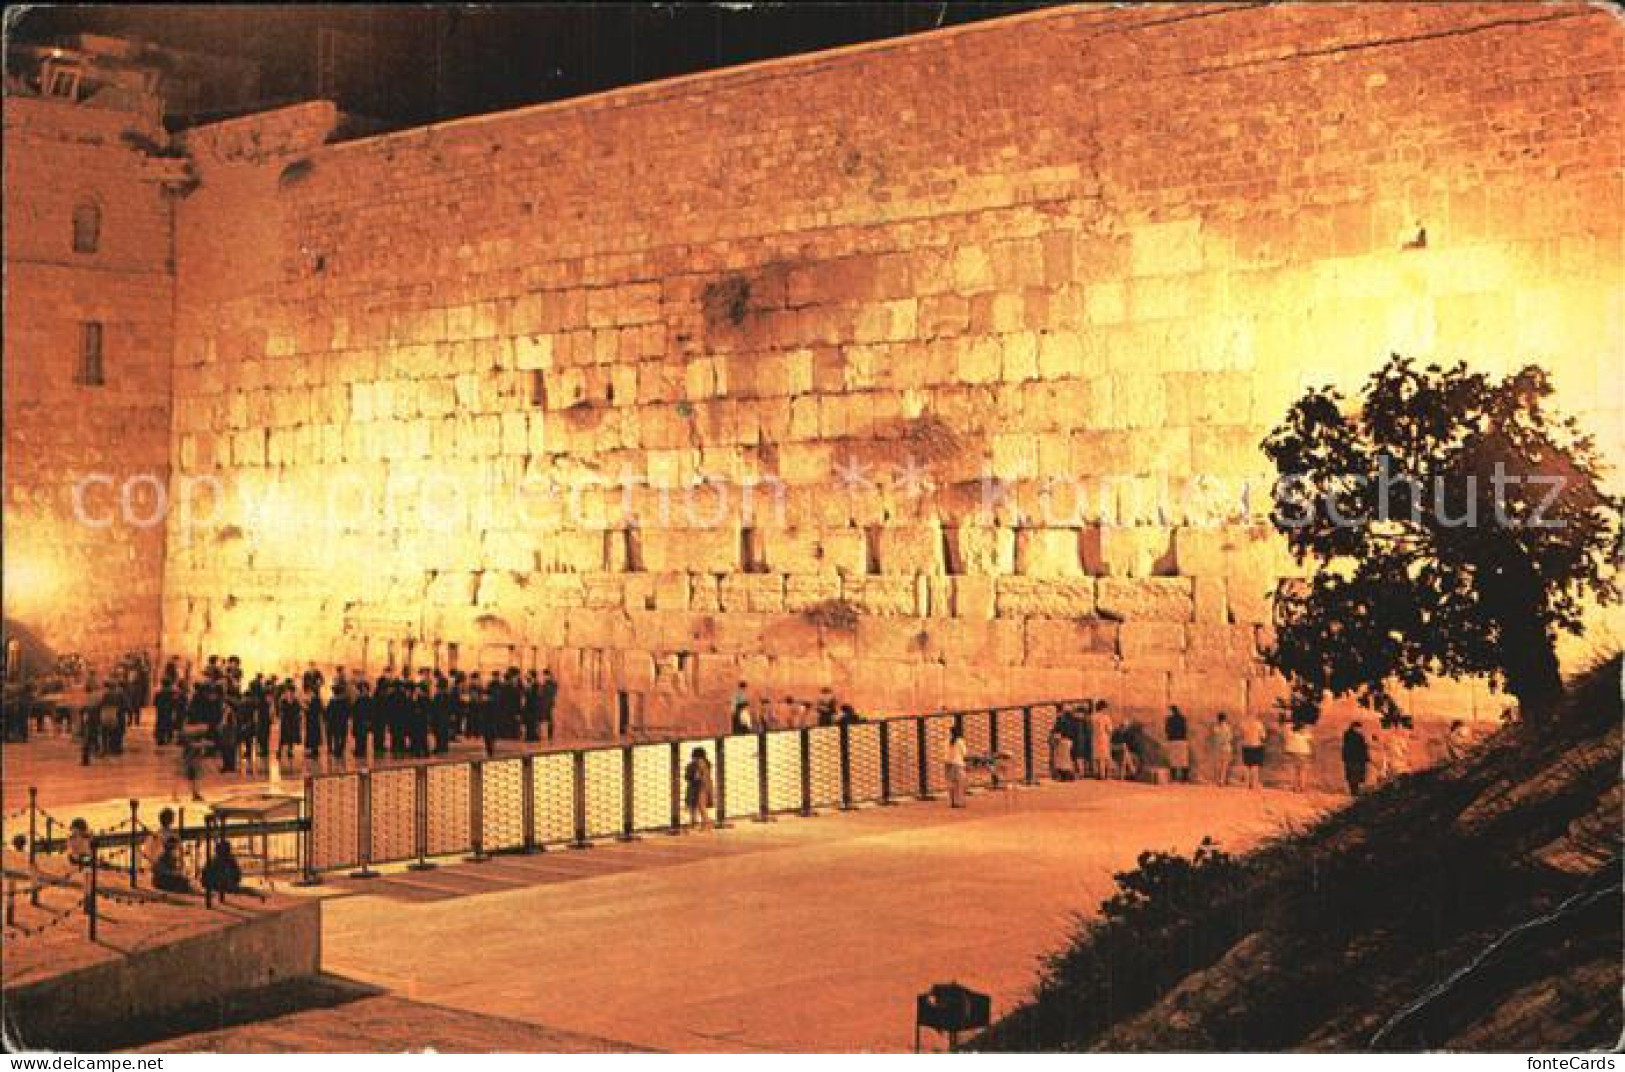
left=76, top=322, right=105, bottom=386
left=530, top=369, right=548, bottom=408
left=941, top=522, right=964, bottom=576
left=741, top=526, right=767, bottom=573
left=72, top=200, right=101, bottom=254
left=864, top=525, right=883, bottom=575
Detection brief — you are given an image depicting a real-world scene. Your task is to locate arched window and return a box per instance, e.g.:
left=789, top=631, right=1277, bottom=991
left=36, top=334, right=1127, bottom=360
left=72, top=200, right=101, bottom=254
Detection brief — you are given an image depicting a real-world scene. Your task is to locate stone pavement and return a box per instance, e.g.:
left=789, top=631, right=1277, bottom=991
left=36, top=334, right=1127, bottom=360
left=311, top=779, right=1334, bottom=1052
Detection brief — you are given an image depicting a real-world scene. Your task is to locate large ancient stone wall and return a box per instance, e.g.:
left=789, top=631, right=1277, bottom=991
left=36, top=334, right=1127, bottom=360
left=2, top=95, right=176, bottom=668
left=159, top=4, right=1622, bottom=734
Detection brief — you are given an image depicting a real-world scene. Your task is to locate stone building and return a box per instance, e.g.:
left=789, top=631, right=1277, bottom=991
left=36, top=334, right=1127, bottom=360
left=4, top=4, right=1620, bottom=734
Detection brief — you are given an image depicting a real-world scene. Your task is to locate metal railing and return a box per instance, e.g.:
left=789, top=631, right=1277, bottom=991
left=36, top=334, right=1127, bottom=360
left=298, top=700, right=1084, bottom=881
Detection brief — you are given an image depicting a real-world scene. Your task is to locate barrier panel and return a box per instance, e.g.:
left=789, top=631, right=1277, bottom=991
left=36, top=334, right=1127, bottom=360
left=369, top=768, right=416, bottom=866
left=297, top=699, right=1094, bottom=874
left=631, top=743, right=673, bottom=833
left=533, top=752, right=575, bottom=846
left=721, top=735, right=757, bottom=823
left=808, top=726, right=842, bottom=809
left=477, top=759, right=522, bottom=853
left=765, top=731, right=801, bottom=814
left=582, top=748, right=623, bottom=840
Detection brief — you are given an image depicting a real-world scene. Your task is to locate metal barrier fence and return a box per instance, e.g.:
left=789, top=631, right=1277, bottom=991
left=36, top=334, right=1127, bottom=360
left=302, top=700, right=1079, bottom=879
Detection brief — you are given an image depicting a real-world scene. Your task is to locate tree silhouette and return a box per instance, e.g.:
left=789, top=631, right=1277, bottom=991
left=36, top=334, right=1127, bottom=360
left=1261, top=355, right=1619, bottom=721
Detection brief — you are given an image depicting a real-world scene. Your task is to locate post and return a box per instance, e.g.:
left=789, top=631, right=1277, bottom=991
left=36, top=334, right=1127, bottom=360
left=619, top=746, right=637, bottom=841
left=469, top=761, right=489, bottom=861
left=917, top=717, right=934, bottom=801
left=294, top=776, right=321, bottom=886
left=989, top=708, right=1002, bottom=786
left=128, top=799, right=140, bottom=887
left=879, top=722, right=896, bottom=805
left=1022, top=705, right=1037, bottom=785
left=754, top=731, right=773, bottom=823
left=27, top=787, right=37, bottom=868
left=350, top=772, right=378, bottom=879
left=409, top=766, right=436, bottom=871
left=521, top=755, right=538, bottom=854
left=714, top=736, right=732, bottom=829
left=838, top=723, right=855, bottom=810
left=668, top=741, right=682, bottom=835
left=799, top=728, right=813, bottom=817
left=86, top=839, right=98, bottom=942
left=208, top=817, right=222, bottom=908
left=570, top=751, right=590, bottom=849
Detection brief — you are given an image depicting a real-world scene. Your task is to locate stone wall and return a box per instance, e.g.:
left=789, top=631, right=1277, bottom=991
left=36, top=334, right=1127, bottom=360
left=158, top=4, right=1622, bottom=734
left=2, top=95, right=176, bottom=669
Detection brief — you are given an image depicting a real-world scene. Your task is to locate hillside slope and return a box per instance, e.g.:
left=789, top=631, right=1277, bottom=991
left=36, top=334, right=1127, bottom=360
left=977, top=657, right=1622, bottom=1052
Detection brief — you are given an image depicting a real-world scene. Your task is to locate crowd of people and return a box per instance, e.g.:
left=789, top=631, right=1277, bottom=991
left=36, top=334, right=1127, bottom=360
left=728, top=682, right=865, bottom=733
left=1042, top=702, right=1476, bottom=795
left=147, top=655, right=564, bottom=796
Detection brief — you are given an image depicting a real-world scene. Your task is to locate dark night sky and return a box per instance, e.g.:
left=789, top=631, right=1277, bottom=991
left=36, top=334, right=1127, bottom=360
left=9, top=3, right=1051, bottom=128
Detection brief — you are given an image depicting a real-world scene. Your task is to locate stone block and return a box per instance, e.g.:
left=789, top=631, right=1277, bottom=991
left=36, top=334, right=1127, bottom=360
left=995, top=577, right=1094, bottom=619
left=1097, top=577, right=1194, bottom=622
left=1185, top=624, right=1259, bottom=666
left=1025, top=619, right=1120, bottom=668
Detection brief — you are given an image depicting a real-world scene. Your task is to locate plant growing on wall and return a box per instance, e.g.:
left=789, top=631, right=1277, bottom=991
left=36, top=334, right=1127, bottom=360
left=1261, top=354, right=1620, bottom=721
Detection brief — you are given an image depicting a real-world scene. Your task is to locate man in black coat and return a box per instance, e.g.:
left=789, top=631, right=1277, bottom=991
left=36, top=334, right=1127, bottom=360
left=538, top=669, right=558, bottom=743
left=1341, top=721, right=1370, bottom=796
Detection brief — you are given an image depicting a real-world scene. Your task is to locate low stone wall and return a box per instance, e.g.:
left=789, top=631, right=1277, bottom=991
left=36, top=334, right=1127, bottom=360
left=3, top=897, right=320, bottom=1052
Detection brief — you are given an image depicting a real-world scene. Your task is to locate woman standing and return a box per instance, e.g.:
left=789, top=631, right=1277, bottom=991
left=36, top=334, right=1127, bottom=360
left=1283, top=722, right=1314, bottom=792
left=684, top=747, right=715, bottom=832
left=945, top=725, right=968, bottom=808
left=1090, top=701, right=1114, bottom=780
left=1209, top=712, right=1236, bottom=787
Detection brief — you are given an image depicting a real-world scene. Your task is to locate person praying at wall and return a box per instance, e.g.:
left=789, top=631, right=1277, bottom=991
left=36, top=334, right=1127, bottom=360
left=431, top=675, right=454, bottom=754
left=730, top=681, right=751, bottom=733
left=1209, top=712, right=1236, bottom=787
left=302, top=678, right=324, bottom=764
left=684, top=747, right=714, bottom=832
left=1049, top=707, right=1075, bottom=781
left=1164, top=705, right=1191, bottom=783
left=815, top=687, right=838, bottom=727
left=1239, top=712, right=1267, bottom=790
left=945, top=724, right=969, bottom=808
left=1070, top=700, right=1093, bottom=779
left=538, top=669, right=558, bottom=743
left=1283, top=721, right=1314, bottom=792
left=1090, top=701, right=1115, bottom=780
left=276, top=680, right=302, bottom=762
left=757, top=695, right=776, bottom=731
left=325, top=674, right=352, bottom=769
left=521, top=670, right=542, bottom=743
left=351, top=680, right=373, bottom=760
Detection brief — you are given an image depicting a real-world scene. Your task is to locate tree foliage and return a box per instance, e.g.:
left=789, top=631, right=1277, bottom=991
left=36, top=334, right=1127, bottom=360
left=1261, top=355, right=1619, bottom=720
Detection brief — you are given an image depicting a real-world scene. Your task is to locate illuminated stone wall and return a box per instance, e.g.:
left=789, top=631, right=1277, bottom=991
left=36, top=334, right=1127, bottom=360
left=160, top=4, right=1622, bottom=734
left=2, top=95, right=175, bottom=669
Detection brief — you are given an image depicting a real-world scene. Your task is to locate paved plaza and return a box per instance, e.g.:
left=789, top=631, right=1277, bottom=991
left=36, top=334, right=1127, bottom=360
left=9, top=716, right=1336, bottom=1052
left=310, top=779, right=1331, bottom=1052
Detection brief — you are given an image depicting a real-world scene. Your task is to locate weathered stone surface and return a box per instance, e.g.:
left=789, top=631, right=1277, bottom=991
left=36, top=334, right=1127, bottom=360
left=1097, top=578, right=1195, bottom=622
left=9, top=6, right=1617, bottom=734
left=995, top=578, right=1095, bottom=620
